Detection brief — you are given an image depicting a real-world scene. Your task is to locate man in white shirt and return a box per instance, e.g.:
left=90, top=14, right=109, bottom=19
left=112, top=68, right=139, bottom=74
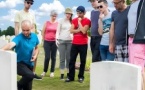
left=14, top=0, right=35, bottom=35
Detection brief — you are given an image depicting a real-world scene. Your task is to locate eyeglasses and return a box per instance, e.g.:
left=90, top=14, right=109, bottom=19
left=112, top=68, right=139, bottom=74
left=112, top=0, right=122, bottom=5
left=26, top=1, right=33, bottom=5
left=97, top=5, right=103, bottom=9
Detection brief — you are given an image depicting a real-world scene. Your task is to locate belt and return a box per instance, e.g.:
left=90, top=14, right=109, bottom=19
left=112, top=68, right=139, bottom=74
left=129, top=34, right=134, bottom=38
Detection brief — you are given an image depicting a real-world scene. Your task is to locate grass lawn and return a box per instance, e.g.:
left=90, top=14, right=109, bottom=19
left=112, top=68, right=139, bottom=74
left=31, top=45, right=92, bottom=90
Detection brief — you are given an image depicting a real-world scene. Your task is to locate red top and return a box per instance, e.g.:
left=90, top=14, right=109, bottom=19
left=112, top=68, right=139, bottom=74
left=44, top=21, right=58, bottom=41
left=72, top=17, right=91, bottom=44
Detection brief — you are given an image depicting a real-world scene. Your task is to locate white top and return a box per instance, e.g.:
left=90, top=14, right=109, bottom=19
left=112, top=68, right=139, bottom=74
left=14, top=10, right=36, bottom=33
left=100, top=12, right=112, bottom=45
left=56, top=18, right=72, bottom=40
left=128, top=0, right=140, bottom=35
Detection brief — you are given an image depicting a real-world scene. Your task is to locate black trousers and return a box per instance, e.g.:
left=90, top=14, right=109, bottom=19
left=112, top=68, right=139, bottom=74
left=90, top=36, right=102, bottom=62
left=68, top=44, right=87, bottom=80
left=43, top=40, right=57, bottom=72
left=17, top=62, right=35, bottom=90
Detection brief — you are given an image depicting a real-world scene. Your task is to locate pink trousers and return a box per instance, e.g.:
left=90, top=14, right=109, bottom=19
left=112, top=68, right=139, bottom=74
left=129, top=37, right=145, bottom=73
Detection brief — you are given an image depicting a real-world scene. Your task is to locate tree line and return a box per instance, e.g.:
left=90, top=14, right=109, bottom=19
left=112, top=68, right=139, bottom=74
left=0, top=26, right=15, bottom=36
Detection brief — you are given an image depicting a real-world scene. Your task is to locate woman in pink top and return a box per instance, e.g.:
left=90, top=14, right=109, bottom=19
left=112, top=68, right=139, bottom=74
left=41, top=10, right=58, bottom=77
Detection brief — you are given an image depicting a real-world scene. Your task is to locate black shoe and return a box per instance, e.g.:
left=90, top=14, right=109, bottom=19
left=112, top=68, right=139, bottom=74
left=66, top=73, right=69, bottom=78
left=60, top=74, right=64, bottom=80
left=65, top=78, right=74, bottom=82
left=34, top=74, right=42, bottom=80
left=78, top=78, right=84, bottom=83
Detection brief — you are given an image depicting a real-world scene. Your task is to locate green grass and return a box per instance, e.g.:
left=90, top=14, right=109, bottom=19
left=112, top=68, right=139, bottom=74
left=31, top=45, right=91, bottom=90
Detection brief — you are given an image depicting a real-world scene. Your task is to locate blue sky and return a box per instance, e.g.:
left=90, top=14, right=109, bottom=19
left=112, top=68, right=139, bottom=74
left=0, top=0, right=114, bottom=30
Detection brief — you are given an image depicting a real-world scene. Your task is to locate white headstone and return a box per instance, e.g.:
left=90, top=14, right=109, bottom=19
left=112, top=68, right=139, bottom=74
left=37, top=30, right=42, bottom=45
left=0, top=50, right=17, bottom=90
left=88, top=37, right=91, bottom=50
left=90, top=61, right=142, bottom=90
left=6, top=35, right=10, bottom=40
left=37, top=34, right=42, bottom=45
left=10, top=36, right=15, bottom=42
left=0, top=35, right=6, bottom=40
left=0, top=39, right=8, bottom=48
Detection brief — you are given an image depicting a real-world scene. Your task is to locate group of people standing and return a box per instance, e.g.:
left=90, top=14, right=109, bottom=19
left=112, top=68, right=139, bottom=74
left=40, top=6, right=91, bottom=83
left=1, top=0, right=145, bottom=90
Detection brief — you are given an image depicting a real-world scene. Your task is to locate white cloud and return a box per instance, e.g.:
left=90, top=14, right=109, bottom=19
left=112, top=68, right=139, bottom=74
left=72, top=6, right=77, bottom=11
left=38, top=0, right=65, bottom=16
left=0, top=0, right=23, bottom=8
left=1, top=9, right=19, bottom=22
left=85, top=11, right=91, bottom=19
left=37, top=0, right=65, bottom=16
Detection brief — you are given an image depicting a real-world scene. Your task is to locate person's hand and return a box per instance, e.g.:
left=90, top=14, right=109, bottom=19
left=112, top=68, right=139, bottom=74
left=109, top=44, right=115, bottom=53
left=99, top=12, right=105, bottom=20
left=56, top=40, right=59, bottom=47
left=78, top=18, right=82, bottom=22
left=31, top=55, right=37, bottom=62
left=78, top=18, right=82, bottom=32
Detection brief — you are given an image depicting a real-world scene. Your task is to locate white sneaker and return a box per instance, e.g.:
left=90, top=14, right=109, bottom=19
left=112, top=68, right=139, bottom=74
left=41, top=72, right=46, bottom=77
left=50, top=73, right=54, bottom=77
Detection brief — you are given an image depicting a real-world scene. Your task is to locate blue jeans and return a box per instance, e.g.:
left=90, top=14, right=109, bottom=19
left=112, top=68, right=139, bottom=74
left=99, top=45, right=115, bottom=61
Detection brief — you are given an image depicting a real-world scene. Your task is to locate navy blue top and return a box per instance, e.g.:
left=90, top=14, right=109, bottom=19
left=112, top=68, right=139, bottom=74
left=90, top=10, right=100, bottom=36
left=111, top=7, right=130, bottom=45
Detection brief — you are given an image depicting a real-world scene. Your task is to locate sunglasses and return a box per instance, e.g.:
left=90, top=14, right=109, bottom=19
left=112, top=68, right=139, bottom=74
left=97, top=5, right=103, bottom=9
left=26, top=1, right=33, bottom=5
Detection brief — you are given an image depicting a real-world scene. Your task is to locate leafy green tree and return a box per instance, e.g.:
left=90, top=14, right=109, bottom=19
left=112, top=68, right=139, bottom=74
left=6, top=26, right=15, bottom=35
left=0, top=28, right=1, bottom=36
left=1, top=30, right=6, bottom=35
left=0, top=26, right=15, bottom=36
left=126, top=0, right=131, bottom=5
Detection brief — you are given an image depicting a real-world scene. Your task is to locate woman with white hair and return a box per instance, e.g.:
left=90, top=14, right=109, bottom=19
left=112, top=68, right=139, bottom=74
left=56, top=8, right=73, bottom=80
left=41, top=10, right=58, bottom=77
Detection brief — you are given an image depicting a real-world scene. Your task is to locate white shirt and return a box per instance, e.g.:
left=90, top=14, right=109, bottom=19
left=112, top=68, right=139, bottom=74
left=100, top=12, right=112, bottom=45
left=128, top=0, right=140, bottom=35
left=56, top=18, right=72, bottom=40
left=14, top=10, right=36, bottom=33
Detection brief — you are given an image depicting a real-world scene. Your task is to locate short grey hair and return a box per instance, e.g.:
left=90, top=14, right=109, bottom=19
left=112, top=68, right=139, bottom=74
left=50, top=10, right=58, bottom=16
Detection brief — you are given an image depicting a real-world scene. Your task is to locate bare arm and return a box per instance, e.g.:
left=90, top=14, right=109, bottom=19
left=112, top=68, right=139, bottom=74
left=56, top=22, right=61, bottom=39
left=31, top=45, right=39, bottom=62
left=78, top=21, right=90, bottom=34
left=109, top=22, right=115, bottom=44
left=1, top=42, right=16, bottom=50
left=42, top=23, right=46, bottom=40
left=70, top=24, right=81, bottom=34
left=98, top=19, right=103, bottom=35
left=15, top=22, right=19, bottom=36
left=109, top=22, right=115, bottom=53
